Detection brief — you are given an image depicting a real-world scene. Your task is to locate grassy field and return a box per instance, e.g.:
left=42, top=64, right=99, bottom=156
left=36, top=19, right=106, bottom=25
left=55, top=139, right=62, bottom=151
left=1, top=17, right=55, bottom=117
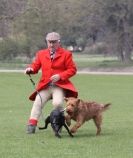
left=0, top=72, right=133, bottom=158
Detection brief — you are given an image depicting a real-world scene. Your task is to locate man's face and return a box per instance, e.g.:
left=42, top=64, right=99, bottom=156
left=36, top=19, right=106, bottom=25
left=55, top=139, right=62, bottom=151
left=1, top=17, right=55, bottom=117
left=47, top=40, right=60, bottom=52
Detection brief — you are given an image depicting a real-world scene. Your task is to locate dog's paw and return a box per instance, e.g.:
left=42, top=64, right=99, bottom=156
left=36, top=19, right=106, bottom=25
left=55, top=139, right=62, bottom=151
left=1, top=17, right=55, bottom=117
left=70, top=134, right=74, bottom=137
left=55, top=133, right=61, bottom=138
left=70, top=128, right=77, bottom=133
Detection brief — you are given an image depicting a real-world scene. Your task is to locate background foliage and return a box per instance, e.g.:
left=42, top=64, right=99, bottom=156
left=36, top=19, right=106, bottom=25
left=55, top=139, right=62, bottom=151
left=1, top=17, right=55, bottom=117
left=0, top=0, right=133, bottom=63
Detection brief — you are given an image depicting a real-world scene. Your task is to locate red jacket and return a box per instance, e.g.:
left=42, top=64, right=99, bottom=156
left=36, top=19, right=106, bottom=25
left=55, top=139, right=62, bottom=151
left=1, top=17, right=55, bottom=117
left=28, top=47, right=78, bottom=101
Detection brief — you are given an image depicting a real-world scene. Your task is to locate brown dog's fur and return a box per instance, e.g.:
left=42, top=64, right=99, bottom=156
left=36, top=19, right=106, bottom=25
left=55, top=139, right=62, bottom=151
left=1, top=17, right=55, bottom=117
left=64, top=97, right=111, bottom=135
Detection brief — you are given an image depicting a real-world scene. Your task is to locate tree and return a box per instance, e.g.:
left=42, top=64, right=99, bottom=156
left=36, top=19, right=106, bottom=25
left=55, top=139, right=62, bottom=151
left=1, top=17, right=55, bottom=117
left=0, top=0, right=133, bottom=63
left=102, top=0, right=133, bottom=62
left=0, top=0, right=27, bottom=37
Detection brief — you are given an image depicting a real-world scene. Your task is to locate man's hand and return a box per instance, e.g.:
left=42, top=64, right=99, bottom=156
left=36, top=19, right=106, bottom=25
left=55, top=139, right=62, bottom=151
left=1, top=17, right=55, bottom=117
left=50, top=74, right=60, bottom=83
left=24, top=67, right=33, bottom=74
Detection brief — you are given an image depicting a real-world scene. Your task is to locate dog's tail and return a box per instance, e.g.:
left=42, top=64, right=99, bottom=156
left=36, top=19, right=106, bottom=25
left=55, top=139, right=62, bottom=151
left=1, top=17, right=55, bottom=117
left=102, top=103, right=111, bottom=112
left=38, top=126, right=47, bottom=130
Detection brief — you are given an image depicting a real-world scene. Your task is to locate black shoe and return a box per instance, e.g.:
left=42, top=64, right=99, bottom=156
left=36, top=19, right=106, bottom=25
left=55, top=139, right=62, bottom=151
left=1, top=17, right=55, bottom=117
left=27, top=125, right=36, bottom=134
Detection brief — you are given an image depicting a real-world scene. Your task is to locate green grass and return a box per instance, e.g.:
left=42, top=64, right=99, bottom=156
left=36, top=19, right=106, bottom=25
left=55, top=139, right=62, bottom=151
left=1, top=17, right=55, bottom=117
left=0, top=73, right=133, bottom=158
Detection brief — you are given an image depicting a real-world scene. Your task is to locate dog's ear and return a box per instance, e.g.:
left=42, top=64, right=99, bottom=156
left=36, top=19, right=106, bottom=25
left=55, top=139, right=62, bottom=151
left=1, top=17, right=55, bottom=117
left=64, top=97, right=68, bottom=102
left=76, top=99, right=80, bottom=105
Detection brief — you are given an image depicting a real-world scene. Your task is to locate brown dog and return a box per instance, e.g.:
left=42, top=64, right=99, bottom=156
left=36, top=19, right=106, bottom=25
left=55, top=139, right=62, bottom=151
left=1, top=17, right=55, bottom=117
left=64, top=97, right=111, bottom=135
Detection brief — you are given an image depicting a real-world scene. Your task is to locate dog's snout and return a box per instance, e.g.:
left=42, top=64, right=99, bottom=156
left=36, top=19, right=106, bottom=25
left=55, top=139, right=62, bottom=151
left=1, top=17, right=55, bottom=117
left=66, top=107, right=73, bottom=114
left=66, top=106, right=70, bottom=111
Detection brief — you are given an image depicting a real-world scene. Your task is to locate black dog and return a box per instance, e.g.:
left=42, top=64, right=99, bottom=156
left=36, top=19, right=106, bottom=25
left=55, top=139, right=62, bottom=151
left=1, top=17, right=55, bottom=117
left=38, top=108, right=73, bottom=138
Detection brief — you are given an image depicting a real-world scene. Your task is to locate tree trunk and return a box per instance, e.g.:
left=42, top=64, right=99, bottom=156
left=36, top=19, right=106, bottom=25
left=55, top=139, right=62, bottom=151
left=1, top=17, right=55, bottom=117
left=117, top=18, right=132, bottom=63
left=123, top=32, right=132, bottom=63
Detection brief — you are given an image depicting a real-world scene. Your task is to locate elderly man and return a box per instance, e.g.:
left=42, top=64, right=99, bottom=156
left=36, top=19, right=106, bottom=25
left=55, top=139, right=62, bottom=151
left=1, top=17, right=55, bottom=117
left=25, top=32, right=78, bottom=134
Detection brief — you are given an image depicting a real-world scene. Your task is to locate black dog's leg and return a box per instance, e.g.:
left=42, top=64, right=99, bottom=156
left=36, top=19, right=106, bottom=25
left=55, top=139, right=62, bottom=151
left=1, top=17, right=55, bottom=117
left=51, top=124, right=61, bottom=138
left=38, top=116, right=50, bottom=130
left=63, top=123, right=74, bottom=137
left=55, top=132, right=61, bottom=138
left=56, top=125, right=63, bottom=138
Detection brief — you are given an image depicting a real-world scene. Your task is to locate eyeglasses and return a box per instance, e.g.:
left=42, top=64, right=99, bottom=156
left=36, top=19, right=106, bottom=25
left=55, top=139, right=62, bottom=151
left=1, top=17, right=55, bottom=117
left=48, top=40, right=58, bottom=44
